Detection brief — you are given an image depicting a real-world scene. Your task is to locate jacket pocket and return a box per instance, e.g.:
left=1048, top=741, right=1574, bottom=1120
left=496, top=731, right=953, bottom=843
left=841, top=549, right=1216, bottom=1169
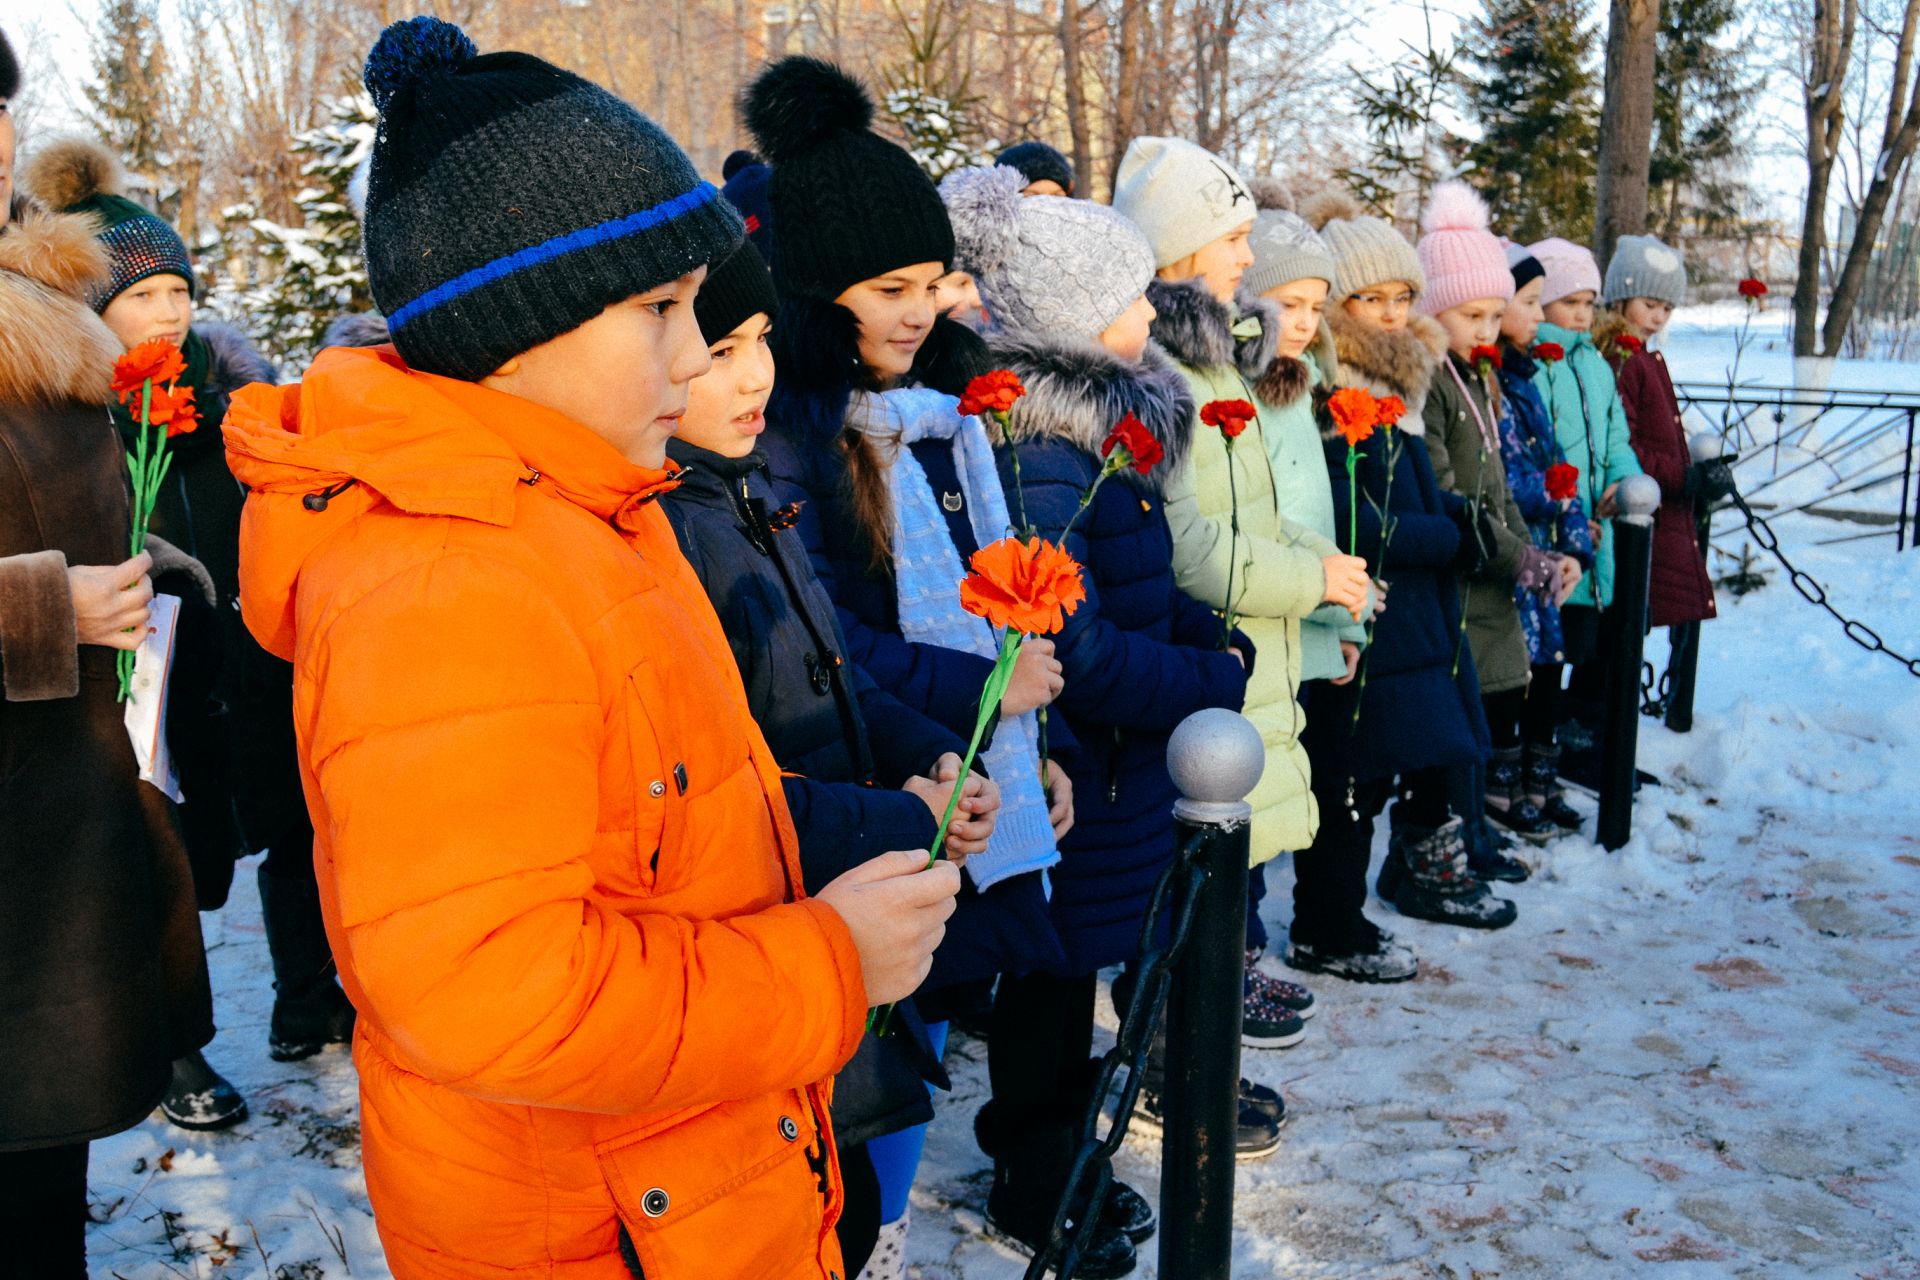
left=614, top=662, right=682, bottom=895
left=596, top=1090, right=830, bottom=1280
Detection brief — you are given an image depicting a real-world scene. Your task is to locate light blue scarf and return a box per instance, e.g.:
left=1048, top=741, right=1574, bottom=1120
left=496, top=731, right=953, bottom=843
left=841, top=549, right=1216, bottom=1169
left=848, top=387, right=1060, bottom=892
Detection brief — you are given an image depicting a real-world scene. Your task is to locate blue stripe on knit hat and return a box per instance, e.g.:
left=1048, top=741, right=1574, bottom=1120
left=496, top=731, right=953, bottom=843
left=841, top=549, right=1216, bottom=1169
left=388, top=182, right=726, bottom=332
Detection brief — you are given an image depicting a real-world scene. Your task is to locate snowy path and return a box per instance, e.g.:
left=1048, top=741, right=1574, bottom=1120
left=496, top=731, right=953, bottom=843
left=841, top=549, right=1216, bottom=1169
left=83, top=508, right=1920, bottom=1279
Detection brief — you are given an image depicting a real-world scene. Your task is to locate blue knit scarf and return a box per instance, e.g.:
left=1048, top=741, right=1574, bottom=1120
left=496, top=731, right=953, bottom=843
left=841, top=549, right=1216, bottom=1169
left=847, top=387, right=1060, bottom=892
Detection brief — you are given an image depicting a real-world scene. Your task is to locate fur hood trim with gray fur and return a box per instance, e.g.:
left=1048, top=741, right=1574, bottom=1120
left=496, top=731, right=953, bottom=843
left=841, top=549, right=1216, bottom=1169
left=1145, top=276, right=1281, bottom=380
left=988, top=332, right=1195, bottom=493
left=322, top=311, right=392, bottom=351
left=0, top=209, right=122, bottom=408
left=1323, top=305, right=1448, bottom=436
left=198, top=319, right=278, bottom=394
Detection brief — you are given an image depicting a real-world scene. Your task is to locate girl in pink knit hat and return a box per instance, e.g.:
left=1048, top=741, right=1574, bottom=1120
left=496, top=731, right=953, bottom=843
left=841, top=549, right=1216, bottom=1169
left=1417, top=182, right=1578, bottom=892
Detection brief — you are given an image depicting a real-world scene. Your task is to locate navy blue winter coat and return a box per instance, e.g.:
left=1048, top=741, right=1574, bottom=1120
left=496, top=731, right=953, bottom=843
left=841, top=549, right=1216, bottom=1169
left=1497, top=343, right=1594, bottom=666
left=661, top=439, right=959, bottom=884
left=991, top=333, right=1249, bottom=975
left=763, top=302, right=1066, bottom=984
left=1311, top=308, right=1491, bottom=782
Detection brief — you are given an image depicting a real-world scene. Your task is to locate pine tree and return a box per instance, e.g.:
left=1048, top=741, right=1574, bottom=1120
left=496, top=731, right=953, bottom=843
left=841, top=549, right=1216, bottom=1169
left=218, top=92, right=378, bottom=371
left=1649, top=0, right=1752, bottom=244
left=882, top=86, right=996, bottom=181
left=1459, top=0, right=1600, bottom=243
left=82, top=0, right=168, bottom=196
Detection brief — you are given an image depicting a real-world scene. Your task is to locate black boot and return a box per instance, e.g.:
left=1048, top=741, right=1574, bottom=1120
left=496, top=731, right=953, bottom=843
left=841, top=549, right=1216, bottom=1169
left=976, top=1103, right=1137, bottom=1278
left=1391, top=819, right=1518, bottom=930
left=259, top=865, right=356, bottom=1061
left=1484, top=746, right=1555, bottom=844
left=161, top=1049, right=247, bottom=1130
left=1526, top=744, right=1583, bottom=830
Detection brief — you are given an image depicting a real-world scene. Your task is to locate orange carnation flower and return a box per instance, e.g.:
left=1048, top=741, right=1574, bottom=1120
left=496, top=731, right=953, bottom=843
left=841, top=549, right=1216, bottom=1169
left=112, top=340, right=187, bottom=399
left=147, top=384, right=200, bottom=437
left=1327, top=386, right=1379, bottom=447
left=959, top=536, right=1087, bottom=636
left=1374, top=395, right=1408, bottom=428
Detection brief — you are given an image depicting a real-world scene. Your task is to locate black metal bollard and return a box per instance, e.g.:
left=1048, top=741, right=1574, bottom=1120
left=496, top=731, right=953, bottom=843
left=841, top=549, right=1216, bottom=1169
left=1663, top=432, right=1725, bottom=733
left=1598, top=475, right=1661, bottom=850
left=1158, top=709, right=1262, bottom=1280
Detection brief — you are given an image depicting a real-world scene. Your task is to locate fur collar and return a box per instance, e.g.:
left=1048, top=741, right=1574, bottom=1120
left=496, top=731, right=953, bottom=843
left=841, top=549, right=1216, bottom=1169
left=1252, top=319, right=1339, bottom=406
left=1145, top=277, right=1281, bottom=380
left=988, top=332, right=1195, bottom=493
left=0, top=210, right=122, bottom=409
left=198, top=319, right=278, bottom=394
left=1324, top=306, right=1448, bottom=401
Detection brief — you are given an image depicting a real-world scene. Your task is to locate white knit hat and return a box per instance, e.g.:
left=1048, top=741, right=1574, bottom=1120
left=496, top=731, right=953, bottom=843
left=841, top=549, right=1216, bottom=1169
left=1112, top=136, right=1256, bottom=268
left=940, top=164, right=1154, bottom=338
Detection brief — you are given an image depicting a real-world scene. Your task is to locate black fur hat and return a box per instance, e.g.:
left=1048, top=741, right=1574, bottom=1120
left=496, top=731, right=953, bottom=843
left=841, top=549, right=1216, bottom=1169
left=1, top=27, right=21, bottom=101
left=740, top=57, right=953, bottom=301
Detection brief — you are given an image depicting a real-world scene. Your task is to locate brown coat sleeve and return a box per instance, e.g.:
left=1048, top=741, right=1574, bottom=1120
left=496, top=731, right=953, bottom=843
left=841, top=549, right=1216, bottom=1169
left=0, top=549, right=79, bottom=701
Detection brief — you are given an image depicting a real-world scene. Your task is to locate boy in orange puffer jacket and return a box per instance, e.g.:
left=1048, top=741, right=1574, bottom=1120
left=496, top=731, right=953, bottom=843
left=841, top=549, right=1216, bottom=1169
left=224, top=20, right=958, bottom=1279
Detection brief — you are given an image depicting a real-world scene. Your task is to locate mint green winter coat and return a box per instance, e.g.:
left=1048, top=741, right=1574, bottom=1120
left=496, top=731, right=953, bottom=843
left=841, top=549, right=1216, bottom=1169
left=1151, top=277, right=1335, bottom=862
left=1529, top=321, right=1643, bottom=608
left=1251, top=331, right=1368, bottom=683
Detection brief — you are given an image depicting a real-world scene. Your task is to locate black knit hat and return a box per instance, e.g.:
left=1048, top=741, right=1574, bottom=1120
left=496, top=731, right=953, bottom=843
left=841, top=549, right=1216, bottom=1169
left=996, top=141, right=1074, bottom=196
left=694, top=240, right=778, bottom=346
left=1, top=27, right=20, bottom=101
left=360, top=16, right=743, bottom=381
left=741, top=57, right=953, bottom=302
left=721, top=157, right=775, bottom=265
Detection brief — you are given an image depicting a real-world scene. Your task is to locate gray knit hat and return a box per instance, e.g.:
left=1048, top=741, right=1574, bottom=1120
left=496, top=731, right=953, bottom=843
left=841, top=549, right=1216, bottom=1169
left=1246, top=208, right=1336, bottom=297
left=940, top=164, right=1153, bottom=340
left=1604, top=234, right=1688, bottom=306
left=1112, top=136, right=1255, bottom=268
left=1301, top=188, right=1425, bottom=301
left=359, top=17, right=742, bottom=381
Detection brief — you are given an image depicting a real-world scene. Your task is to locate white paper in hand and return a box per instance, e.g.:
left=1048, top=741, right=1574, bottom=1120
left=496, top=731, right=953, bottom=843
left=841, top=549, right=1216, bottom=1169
left=122, top=592, right=183, bottom=802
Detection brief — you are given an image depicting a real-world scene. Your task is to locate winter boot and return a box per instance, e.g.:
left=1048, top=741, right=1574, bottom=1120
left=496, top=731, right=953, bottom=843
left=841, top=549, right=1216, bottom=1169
left=976, top=1103, right=1137, bottom=1277
left=1131, top=1080, right=1284, bottom=1160
left=161, top=1049, right=248, bottom=1131
left=259, top=865, right=357, bottom=1061
left=1483, top=746, right=1555, bottom=844
left=1247, top=948, right=1316, bottom=1018
left=1526, top=743, right=1583, bottom=830
left=1464, top=810, right=1532, bottom=884
left=1243, top=953, right=1308, bottom=1049
left=1391, top=819, right=1518, bottom=930
left=1286, top=923, right=1418, bottom=985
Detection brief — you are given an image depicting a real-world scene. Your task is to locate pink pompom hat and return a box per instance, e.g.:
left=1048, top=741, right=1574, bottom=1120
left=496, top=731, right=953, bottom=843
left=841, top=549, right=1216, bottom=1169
left=1415, top=181, right=1515, bottom=316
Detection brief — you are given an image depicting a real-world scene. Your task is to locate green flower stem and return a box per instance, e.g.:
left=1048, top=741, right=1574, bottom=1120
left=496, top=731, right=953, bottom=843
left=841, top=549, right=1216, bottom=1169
left=1221, top=438, right=1239, bottom=649
left=117, top=379, right=156, bottom=702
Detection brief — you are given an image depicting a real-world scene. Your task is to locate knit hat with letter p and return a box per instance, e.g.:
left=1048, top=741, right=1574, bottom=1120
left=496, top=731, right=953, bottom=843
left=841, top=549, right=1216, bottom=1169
left=358, top=16, right=742, bottom=382
left=1112, top=136, right=1256, bottom=269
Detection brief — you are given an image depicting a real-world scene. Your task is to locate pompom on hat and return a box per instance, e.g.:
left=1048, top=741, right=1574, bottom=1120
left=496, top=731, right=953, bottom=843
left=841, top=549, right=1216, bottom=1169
left=741, top=56, right=954, bottom=302
left=357, top=15, right=742, bottom=381
left=1414, top=181, right=1514, bottom=316
left=22, top=137, right=195, bottom=313
left=0, top=26, right=19, bottom=101
left=939, top=163, right=1153, bottom=339
left=1300, top=186, right=1425, bottom=301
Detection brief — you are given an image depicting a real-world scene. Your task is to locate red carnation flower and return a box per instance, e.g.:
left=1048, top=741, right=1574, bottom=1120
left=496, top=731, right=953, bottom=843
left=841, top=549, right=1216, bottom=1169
left=1470, top=344, right=1503, bottom=370
left=958, top=369, right=1026, bottom=418
left=1616, top=333, right=1645, bottom=353
left=1101, top=412, right=1164, bottom=474
left=1199, top=399, right=1256, bottom=440
left=1544, top=462, right=1579, bottom=502
left=1532, top=342, right=1566, bottom=363
left=1737, top=278, right=1768, bottom=299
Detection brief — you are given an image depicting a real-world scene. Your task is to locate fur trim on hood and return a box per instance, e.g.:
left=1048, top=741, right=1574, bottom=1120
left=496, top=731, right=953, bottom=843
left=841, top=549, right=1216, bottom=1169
left=199, top=319, right=278, bottom=394
left=1590, top=310, right=1643, bottom=366
left=1323, top=304, right=1448, bottom=435
left=988, top=332, right=1195, bottom=493
left=1145, top=276, right=1280, bottom=380
left=0, top=209, right=122, bottom=408
left=324, top=312, right=393, bottom=350
left=1253, top=319, right=1339, bottom=406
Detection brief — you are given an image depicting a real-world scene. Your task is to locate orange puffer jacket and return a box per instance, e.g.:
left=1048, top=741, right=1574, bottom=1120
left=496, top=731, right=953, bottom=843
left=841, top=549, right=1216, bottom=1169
left=225, top=346, right=866, bottom=1280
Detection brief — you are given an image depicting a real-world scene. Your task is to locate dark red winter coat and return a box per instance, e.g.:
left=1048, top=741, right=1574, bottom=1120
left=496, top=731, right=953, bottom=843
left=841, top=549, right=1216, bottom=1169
left=1599, top=324, right=1717, bottom=628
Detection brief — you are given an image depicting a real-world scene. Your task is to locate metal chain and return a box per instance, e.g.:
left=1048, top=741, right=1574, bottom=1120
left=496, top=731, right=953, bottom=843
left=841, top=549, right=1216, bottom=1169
left=1022, top=827, right=1214, bottom=1280
left=1719, top=493, right=1920, bottom=676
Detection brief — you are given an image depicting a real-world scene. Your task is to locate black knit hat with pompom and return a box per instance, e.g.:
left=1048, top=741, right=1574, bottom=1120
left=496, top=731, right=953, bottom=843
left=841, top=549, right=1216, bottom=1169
left=740, top=57, right=952, bottom=302
left=1, top=27, right=20, bottom=102
left=360, top=15, right=742, bottom=381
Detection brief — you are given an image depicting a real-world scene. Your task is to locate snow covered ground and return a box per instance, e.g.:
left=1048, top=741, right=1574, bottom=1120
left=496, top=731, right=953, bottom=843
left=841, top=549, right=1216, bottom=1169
left=83, top=316, right=1920, bottom=1279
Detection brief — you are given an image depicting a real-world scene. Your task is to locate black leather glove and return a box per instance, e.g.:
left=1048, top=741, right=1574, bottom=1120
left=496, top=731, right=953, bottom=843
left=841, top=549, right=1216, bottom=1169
left=1688, top=459, right=1737, bottom=504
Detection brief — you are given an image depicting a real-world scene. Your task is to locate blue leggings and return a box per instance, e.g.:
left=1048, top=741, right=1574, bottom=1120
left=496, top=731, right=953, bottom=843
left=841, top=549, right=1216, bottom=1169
left=863, top=1021, right=949, bottom=1224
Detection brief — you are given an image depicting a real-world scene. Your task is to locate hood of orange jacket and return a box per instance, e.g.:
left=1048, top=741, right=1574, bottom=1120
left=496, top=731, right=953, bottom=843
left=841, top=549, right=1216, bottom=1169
left=225, top=345, right=864, bottom=1280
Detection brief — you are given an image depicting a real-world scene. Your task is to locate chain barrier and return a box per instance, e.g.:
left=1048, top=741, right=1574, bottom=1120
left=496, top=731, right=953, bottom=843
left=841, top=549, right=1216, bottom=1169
left=1021, top=827, right=1213, bottom=1280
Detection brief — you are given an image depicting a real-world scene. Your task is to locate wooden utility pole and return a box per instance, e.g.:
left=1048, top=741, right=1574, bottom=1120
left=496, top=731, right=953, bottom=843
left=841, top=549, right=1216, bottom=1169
left=1593, top=0, right=1661, bottom=270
